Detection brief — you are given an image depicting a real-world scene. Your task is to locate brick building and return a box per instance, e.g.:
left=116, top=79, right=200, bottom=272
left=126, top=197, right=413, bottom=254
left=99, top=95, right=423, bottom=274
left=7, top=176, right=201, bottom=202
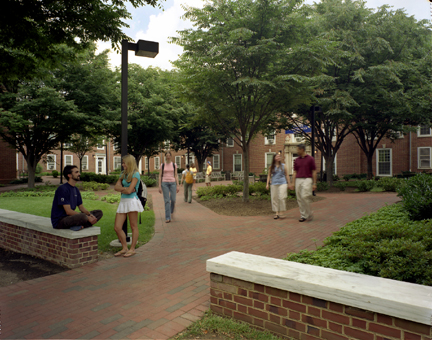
left=0, top=137, right=16, bottom=184
left=14, top=125, right=432, bottom=180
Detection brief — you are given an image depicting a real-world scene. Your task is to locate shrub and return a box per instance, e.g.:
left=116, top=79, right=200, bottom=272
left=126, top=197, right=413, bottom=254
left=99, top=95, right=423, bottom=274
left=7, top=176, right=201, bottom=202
left=356, top=180, right=375, bottom=192
left=80, top=172, right=118, bottom=184
left=232, top=180, right=243, bottom=186
left=333, top=182, right=347, bottom=191
left=397, top=173, right=432, bottom=221
left=141, top=176, right=157, bottom=187
left=333, top=174, right=340, bottom=182
left=101, top=194, right=121, bottom=203
left=343, top=174, right=351, bottom=181
left=52, top=170, right=59, bottom=178
left=81, top=192, right=99, bottom=200
left=249, top=182, right=269, bottom=195
left=377, top=177, right=402, bottom=192
left=196, top=184, right=242, bottom=198
left=317, top=181, right=329, bottom=191
left=285, top=204, right=432, bottom=286
left=35, top=163, right=43, bottom=174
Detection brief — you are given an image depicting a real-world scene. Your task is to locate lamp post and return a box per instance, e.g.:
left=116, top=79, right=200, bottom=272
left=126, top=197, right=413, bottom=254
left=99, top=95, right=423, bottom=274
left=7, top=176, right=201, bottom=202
left=121, top=39, right=159, bottom=241
left=310, top=105, right=322, bottom=196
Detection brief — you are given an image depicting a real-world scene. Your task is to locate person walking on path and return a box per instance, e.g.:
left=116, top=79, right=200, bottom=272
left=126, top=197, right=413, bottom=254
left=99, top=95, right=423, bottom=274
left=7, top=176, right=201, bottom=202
left=113, top=155, right=143, bottom=257
left=205, top=161, right=212, bottom=187
left=51, top=165, right=103, bottom=230
left=266, top=153, right=291, bottom=219
left=289, top=144, right=317, bottom=222
left=159, top=151, right=180, bottom=223
left=190, top=162, right=197, bottom=184
left=180, top=164, right=194, bottom=203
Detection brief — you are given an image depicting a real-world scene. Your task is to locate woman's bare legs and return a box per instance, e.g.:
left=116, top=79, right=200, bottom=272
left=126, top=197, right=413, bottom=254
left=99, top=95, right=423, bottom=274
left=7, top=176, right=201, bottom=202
left=126, top=211, right=139, bottom=256
left=114, top=213, right=128, bottom=255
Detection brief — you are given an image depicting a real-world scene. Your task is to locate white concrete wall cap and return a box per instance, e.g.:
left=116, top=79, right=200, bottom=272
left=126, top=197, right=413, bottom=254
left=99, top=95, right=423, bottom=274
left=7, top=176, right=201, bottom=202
left=206, top=251, right=432, bottom=326
left=0, top=209, right=100, bottom=239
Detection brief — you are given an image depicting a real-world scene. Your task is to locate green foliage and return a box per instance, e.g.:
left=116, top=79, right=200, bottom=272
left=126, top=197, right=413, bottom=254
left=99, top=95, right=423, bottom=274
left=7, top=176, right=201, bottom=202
left=80, top=192, right=99, bottom=200
left=285, top=204, right=432, bottom=286
left=196, top=184, right=242, bottom=198
left=80, top=172, right=118, bottom=184
left=101, top=194, right=121, bottom=204
left=317, top=182, right=329, bottom=192
left=249, top=182, right=269, bottom=195
left=141, top=176, right=157, bottom=187
left=376, top=177, right=402, bottom=192
left=35, top=163, right=43, bottom=174
left=356, top=180, right=375, bottom=192
left=332, top=175, right=340, bottom=182
left=77, top=181, right=109, bottom=191
left=10, top=177, right=42, bottom=184
left=333, top=182, right=347, bottom=191
left=52, top=170, right=59, bottom=178
left=397, top=174, right=432, bottom=221
left=232, top=180, right=244, bottom=186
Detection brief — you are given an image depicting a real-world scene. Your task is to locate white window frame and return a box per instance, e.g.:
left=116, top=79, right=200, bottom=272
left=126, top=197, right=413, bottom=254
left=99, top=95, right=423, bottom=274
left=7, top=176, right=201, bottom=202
left=233, top=154, right=242, bottom=172
left=418, top=147, right=432, bottom=169
left=264, top=131, right=276, bottom=145
left=418, top=125, right=432, bottom=137
left=164, top=140, right=170, bottom=150
left=376, top=148, right=392, bottom=177
left=213, top=154, right=220, bottom=169
left=154, top=156, right=160, bottom=170
left=97, top=139, right=105, bottom=150
left=293, top=133, right=305, bottom=143
left=64, top=155, right=73, bottom=167
left=82, top=155, right=89, bottom=170
left=113, top=156, right=122, bottom=171
left=265, top=152, right=276, bottom=170
left=226, top=138, right=234, bottom=147
left=175, top=156, right=181, bottom=169
left=144, top=157, right=148, bottom=170
left=63, top=142, right=73, bottom=149
left=47, top=154, right=56, bottom=171
left=323, top=154, right=337, bottom=175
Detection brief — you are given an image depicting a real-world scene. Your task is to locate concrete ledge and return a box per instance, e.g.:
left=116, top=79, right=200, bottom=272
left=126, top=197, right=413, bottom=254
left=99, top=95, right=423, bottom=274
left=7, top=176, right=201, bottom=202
left=0, top=209, right=100, bottom=239
left=206, top=251, right=432, bottom=326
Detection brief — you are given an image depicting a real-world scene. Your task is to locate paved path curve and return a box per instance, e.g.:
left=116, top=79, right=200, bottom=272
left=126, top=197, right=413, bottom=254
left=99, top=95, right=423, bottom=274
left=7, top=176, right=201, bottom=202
left=0, top=184, right=399, bottom=339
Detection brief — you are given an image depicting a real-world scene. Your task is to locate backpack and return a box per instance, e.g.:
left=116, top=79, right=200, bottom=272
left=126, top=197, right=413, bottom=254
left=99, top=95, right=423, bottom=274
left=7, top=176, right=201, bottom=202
left=137, top=179, right=147, bottom=224
left=185, top=170, right=194, bottom=184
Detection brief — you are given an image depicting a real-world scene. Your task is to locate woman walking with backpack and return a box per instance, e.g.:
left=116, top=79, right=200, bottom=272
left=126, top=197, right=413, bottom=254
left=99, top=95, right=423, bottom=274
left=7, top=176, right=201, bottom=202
left=181, top=164, right=194, bottom=203
left=159, top=151, right=180, bottom=223
left=113, top=155, right=143, bottom=257
left=266, top=153, right=291, bottom=220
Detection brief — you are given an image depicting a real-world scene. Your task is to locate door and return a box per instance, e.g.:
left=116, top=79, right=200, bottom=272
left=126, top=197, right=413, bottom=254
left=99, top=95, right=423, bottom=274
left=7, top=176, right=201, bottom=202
left=97, top=157, right=106, bottom=174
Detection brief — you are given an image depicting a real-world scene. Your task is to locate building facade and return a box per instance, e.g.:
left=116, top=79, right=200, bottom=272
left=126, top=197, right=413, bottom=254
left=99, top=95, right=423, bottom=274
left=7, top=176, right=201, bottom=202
left=14, top=125, right=432, bottom=180
left=0, top=138, right=17, bottom=184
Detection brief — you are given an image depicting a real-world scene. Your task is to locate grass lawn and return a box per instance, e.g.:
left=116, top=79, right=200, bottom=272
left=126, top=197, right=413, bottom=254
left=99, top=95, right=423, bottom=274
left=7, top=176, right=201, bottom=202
left=0, top=197, right=155, bottom=253
left=172, top=311, right=282, bottom=340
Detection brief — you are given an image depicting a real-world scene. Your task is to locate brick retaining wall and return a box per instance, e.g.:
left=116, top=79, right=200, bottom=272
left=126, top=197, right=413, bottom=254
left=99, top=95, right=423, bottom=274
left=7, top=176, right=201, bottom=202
left=0, top=209, right=100, bottom=269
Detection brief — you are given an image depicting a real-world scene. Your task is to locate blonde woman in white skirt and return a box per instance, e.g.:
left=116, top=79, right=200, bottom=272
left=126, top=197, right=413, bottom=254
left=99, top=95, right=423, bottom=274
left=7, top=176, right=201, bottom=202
left=266, top=153, right=291, bottom=219
left=113, top=155, right=143, bottom=257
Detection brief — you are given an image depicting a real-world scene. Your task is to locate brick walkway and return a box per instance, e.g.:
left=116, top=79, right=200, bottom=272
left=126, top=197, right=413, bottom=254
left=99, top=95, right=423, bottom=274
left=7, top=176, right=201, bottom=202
left=0, top=184, right=399, bottom=340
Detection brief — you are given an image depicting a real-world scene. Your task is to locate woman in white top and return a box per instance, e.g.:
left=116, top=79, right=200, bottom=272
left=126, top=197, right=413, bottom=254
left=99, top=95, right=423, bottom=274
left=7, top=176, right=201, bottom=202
left=158, top=152, right=180, bottom=223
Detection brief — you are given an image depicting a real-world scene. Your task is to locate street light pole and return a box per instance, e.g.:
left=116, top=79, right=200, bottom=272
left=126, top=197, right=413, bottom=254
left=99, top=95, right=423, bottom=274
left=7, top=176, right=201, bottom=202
left=120, top=39, right=159, bottom=242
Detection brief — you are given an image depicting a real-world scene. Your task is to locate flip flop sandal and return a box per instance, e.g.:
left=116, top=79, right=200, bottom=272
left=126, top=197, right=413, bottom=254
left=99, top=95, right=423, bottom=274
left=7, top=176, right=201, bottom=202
left=299, top=218, right=307, bottom=222
left=114, top=250, right=127, bottom=257
left=274, top=215, right=279, bottom=219
left=123, top=251, right=136, bottom=258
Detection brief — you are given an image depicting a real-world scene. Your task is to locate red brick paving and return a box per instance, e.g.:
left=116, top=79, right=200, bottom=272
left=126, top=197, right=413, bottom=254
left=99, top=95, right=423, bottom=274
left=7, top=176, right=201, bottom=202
left=0, top=182, right=399, bottom=339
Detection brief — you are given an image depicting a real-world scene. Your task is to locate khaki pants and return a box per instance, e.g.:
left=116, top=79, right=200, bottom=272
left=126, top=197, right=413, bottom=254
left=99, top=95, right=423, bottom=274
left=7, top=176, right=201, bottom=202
left=295, top=178, right=313, bottom=219
left=271, top=184, right=287, bottom=212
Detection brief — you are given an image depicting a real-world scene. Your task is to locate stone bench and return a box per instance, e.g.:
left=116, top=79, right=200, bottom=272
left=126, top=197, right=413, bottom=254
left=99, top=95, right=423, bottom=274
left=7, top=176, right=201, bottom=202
left=0, top=209, right=100, bottom=269
left=207, top=251, right=432, bottom=340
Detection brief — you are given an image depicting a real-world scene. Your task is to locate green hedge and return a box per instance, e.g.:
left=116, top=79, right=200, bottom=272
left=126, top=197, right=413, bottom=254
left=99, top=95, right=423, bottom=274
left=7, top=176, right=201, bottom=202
left=376, top=177, right=402, bottom=192
left=80, top=172, right=118, bottom=184
left=196, top=184, right=242, bottom=198
left=285, top=204, right=432, bottom=286
left=397, top=173, right=432, bottom=221
left=141, top=176, right=157, bottom=187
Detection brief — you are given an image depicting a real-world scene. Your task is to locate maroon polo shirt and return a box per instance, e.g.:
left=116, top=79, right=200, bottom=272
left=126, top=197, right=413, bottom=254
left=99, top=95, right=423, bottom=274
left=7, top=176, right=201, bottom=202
left=294, top=154, right=316, bottom=178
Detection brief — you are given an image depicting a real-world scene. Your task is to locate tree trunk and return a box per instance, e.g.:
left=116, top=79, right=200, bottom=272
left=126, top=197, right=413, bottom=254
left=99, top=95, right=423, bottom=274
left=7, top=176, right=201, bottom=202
left=26, top=158, right=37, bottom=188
left=242, top=145, right=250, bottom=203
left=79, top=156, right=83, bottom=173
left=325, top=154, right=334, bottom=187
left=367, top=153, right=374, bottom=180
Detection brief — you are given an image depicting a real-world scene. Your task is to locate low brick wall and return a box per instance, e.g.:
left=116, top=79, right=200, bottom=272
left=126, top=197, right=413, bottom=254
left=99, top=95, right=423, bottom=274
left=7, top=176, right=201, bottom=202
left=0, top=209, right=100, bottom=268
left=207, top=252, right=432, bottom=340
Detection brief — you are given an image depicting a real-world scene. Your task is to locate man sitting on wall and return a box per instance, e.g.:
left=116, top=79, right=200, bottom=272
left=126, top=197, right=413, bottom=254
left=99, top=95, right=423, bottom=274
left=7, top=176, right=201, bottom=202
left=51, top=165, right=103, bottom=230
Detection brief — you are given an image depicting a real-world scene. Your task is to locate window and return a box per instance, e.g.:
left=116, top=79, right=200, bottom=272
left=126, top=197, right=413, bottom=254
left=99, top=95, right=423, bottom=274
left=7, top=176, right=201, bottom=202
left=376, top=149, right=392, bottom=176
left=233, top=154, right=242, bottom=172
left=187, top=155, right=195, bottom=166
left=114, top=156, right=121, bottom=171
left=97, top=140, right=105, bottom=150
left=294, top=133, right=304, bottom=143
left=418, top=147, right=431, bottom=169
left=164, top=140, right=170, bottom=150
left=65, top=155, right=73, bottom=166
left=264, top=131, right=276, bottom=145
left=144, top=157, right=148, bottom=170
left=63, top=142, right=73, bottom=148
left=418, top=125, right=432, bottom=137
left=82, top=155, right=88, bottom=170
left=154, top=156, right=160, bottom=170
left=226, top=138, right=234, bottom=147
left=213, top=154, right=220, bottom=169
left=47, top=154, right=56, bottom=170
left=175, top=156, right=181, bottom=169
left=323, top=154, right=337, bottom=175
left=265, top=152, right=275, bottom=170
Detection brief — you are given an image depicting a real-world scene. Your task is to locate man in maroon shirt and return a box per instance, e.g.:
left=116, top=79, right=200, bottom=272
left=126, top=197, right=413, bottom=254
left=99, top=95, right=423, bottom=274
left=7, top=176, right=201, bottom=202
left=289, top=144, right=317, bottom=222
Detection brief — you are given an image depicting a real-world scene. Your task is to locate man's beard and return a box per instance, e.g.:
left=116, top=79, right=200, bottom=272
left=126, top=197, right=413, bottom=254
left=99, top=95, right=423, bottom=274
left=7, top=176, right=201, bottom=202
left=72, top=175, right=80, bottom=181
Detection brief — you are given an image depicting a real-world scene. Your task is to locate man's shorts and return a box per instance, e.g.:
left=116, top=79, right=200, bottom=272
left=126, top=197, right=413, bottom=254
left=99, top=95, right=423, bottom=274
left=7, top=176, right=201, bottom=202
left=205, top=175, right=211, bottom=183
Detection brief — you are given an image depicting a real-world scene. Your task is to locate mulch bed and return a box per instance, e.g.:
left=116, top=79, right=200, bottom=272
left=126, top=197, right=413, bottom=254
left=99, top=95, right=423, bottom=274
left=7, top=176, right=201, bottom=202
left=194, top=195, right=326, bottom=216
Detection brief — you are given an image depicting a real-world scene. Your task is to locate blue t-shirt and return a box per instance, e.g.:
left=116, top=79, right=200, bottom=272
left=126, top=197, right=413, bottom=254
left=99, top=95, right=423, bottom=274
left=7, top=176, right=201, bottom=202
left=51, top=183, right=83, bottom=228
left=121, top=172, right=141, bottom=199
left=271, top=164, right=287, bottom=185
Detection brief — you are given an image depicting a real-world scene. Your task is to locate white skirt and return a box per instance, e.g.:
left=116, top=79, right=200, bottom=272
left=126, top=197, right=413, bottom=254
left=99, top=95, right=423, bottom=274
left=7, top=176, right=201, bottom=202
left=117, top=197, right=144, bottom=214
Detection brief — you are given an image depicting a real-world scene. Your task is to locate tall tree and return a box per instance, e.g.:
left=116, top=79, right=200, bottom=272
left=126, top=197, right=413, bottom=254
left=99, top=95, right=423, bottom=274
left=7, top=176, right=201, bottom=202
left=173, top=0, right=333, bottom=202
left=67, top=134, right=101, bottom=172
left=0, top=82, right=83, bottom=187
